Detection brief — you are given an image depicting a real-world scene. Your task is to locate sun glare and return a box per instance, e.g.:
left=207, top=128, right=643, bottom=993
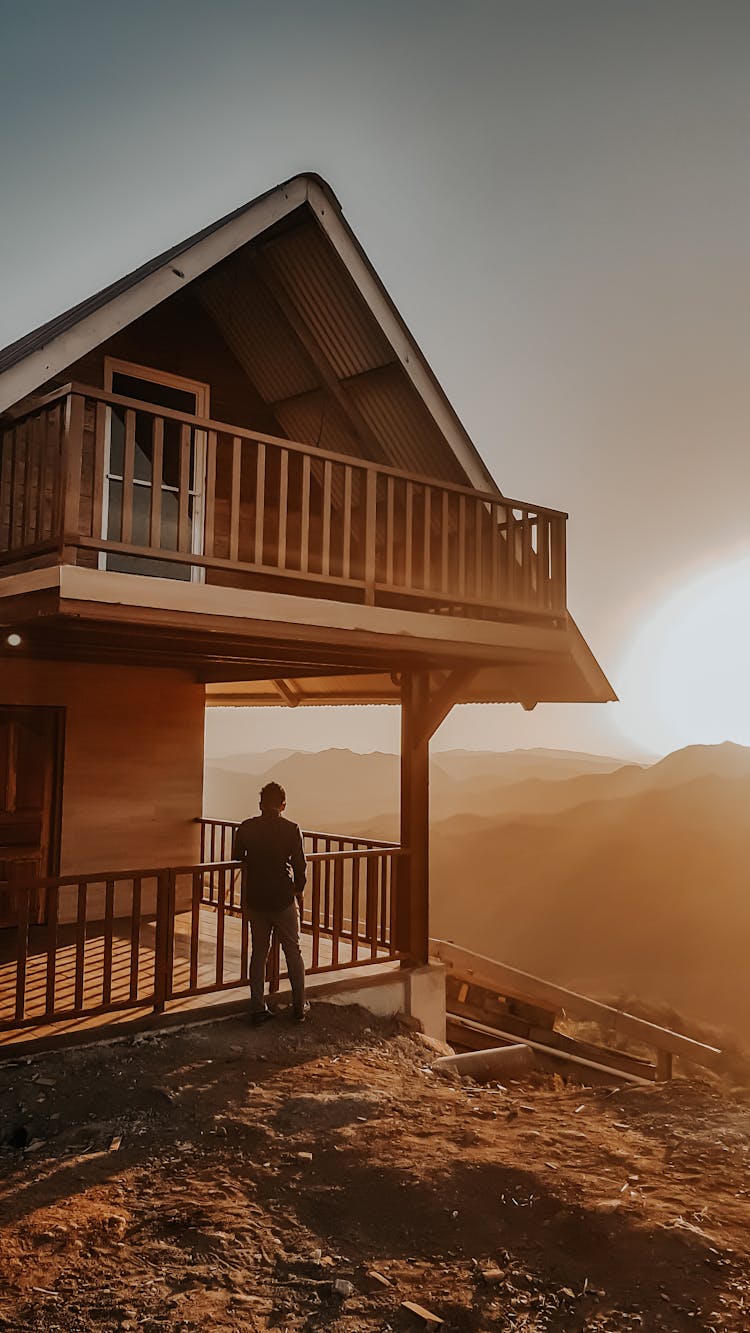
left=615, top=555, right=750, bottom=755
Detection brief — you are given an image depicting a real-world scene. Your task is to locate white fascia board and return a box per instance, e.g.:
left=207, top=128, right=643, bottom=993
left=306, top=180, right=500, bottom=497
left=0, top=179, right=309, bottom=414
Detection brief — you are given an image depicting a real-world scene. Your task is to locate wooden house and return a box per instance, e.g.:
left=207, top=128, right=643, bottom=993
left=0, top=174, right=613, bottom=1039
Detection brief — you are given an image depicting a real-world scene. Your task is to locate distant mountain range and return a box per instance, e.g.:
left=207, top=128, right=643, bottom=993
left=204, top=742, right=750, bottom=1042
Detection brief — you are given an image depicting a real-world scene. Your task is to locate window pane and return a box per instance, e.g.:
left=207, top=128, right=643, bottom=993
left=107, top=479, right=122, bottom=541
left=132, top=483, right=151, bottom=548
left=109, top=410, right=125, bottom=477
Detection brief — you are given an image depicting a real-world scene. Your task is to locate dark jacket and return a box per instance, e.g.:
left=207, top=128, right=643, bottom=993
left=232, top=812, right=306, bottom=912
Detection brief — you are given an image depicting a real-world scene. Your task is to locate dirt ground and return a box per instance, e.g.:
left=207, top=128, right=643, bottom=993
left=0, top=1004, right=749, bottom=1332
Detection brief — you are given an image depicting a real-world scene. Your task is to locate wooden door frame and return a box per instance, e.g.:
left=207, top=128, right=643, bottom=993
left=0, top=705, right=65, bottom=925
left=101, top=357, right=211, bottom=580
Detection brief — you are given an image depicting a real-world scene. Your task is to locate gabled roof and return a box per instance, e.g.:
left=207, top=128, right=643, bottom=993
left=0, top=173, right=500, bottom=493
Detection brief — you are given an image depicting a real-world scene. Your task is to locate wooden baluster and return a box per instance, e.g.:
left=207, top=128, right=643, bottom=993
left=321, top=460, right=332, bottom=577
left=441, top=490, right=450, bottom=594
left=404, top=481, right=414, bottom=589
left=332, top=858, right=344, bottom=967
left=178, top=423, right=191, bottom=553
left=92, top=402, right=107, bottom=545
left=44, top=883, right=58, bottom=1019
left=121, top=410, right=136, bottom=544
left=300, top=453, right=311, bottom=573
left=254, top=443, right=266, bottom=564
left=129, top=876, right=142, bottom=1001
left=190, top=871, right=201, bottom=991
left=8, top=424, right=19, bottom=549
left=350, top=856, right=360, bottom=962
left=215, top=865, right=226, bottom=986
left=102, top=879, right=114, bottom=1006
left=14, top=883, right=30, bottom=1023
left=149, top=417, right=163, bottom=548
left=521, top=510, right=532, bottom=605
left=19, top=419, right=32, bottom=546
left=204, top=430, right=217, bottom=558
left=229, top=435, right=241, bottom=562
left=73, top=881, right=86, bottom=1013
left=391, top=858, right=402, bottom=954
left=423, top=486, right=432, bottom=590
left=153, top=871, right=170, bottom=1014
left=311, top=859, right=321, bottom=969
left=366, top=856, right=378, bottom=958
left=505, top=509, right=516, bottom=602
left=0, top=427, right=13, bottom=550
left=474, top=499, right=483, bottom=601
left=552, top=515, right=567, bottom=614
left=537, top=515, right=550, bottom=609
left=61, top=393, right=85, bottom=560
left=458, top=494, right=467, bottom=599
left=342, top=465, right=352, bottom=579
left=385, top=475, right=395, bottom=587
left=278, top=449, right=289, bottom=569
left=23, top=413, right=39, bottom=543
left=46, top=404, right=62, bottom=541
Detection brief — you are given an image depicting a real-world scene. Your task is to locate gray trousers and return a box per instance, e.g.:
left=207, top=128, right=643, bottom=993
left=247, top=901, right=306, bottom=1013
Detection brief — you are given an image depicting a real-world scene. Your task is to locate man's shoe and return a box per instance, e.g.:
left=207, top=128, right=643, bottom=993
left=292, top=1002, right=311, bottom=1024
left=250, top=1008, right=275, bottom=1026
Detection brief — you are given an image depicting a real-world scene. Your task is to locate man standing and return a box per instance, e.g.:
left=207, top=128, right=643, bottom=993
left=232, top=781, right=309, bottom=1024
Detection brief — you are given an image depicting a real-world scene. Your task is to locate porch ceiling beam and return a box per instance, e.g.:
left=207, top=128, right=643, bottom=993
left=272, top=678, right=301, bottom=706
left=250, top=254, right=390, bottom=465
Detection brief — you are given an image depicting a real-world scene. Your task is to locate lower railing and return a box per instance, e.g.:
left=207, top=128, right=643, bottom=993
left=0, top=842, right=402, bottom=1033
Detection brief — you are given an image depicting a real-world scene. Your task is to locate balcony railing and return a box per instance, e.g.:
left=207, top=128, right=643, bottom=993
left=0, top=830, right=402, bottom=1034
left=0, top=383, right=567, bottom=619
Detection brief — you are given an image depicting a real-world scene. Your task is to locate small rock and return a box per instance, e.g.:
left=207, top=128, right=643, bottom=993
left=332, top=1278, right=355, bottom=1297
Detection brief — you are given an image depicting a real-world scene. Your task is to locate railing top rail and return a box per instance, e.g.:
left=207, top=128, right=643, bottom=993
left=9, top=845, right=405, bottom=893
left=12, top=381, right=568, bottom=520
left=198, top=816, right=398, bottom=850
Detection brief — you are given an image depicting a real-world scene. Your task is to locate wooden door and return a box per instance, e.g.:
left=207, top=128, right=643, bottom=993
left=0, top=707, right=63, bottom=928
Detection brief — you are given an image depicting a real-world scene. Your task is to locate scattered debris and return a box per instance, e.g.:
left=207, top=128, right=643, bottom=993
left=401, top=1298, right=444, bottom=1325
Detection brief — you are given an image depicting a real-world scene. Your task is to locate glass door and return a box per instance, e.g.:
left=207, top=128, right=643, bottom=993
left=102, top=360, right=210, bottom=580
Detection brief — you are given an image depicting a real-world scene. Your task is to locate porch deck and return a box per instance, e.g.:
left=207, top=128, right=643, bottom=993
left=0, top=833, right=403, bottom=1047
left=0, top=906, right=395, bottom=1049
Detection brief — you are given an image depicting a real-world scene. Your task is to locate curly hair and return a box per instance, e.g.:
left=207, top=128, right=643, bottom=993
left=259, top=781, right=286, bottom=810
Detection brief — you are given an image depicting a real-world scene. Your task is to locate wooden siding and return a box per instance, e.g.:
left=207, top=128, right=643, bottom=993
left=0, top=661, right=203, bottom=881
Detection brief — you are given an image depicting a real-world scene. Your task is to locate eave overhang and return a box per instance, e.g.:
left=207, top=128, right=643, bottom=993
left=0, top=567, right=616, bottom=708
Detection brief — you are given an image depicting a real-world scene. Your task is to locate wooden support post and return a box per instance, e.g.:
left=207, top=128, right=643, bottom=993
left=153, top=870, right=172, bottom=1014
left=398, top=671, right=431, bottom=966
left=397, top=667, right=480, bottom=966
left=655, top=1049, right=673, bottom=1082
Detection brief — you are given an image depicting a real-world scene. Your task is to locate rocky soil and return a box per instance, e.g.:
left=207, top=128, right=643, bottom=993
left=0, top=1004, right=749, bottom=1331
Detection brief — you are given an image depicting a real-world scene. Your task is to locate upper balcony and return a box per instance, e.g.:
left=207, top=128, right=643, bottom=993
left=0, top=382, right=567, bottom=625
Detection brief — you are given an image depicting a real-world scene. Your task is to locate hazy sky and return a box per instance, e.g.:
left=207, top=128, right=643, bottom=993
left=3, top=0, right=750, bottom=758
